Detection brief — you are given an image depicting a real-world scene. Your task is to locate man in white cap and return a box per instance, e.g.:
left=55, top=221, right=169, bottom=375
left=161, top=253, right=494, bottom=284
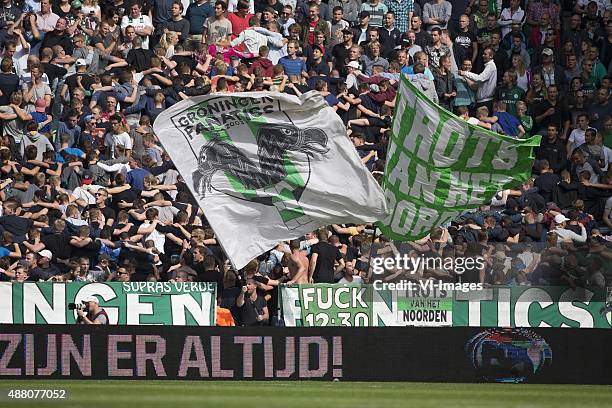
left=551, top=213, right=587, bottom=243
left=28, top=249, right=60, bottom=281
left=61, top=58, right=94, bottom=100
left=76, top=295, right=109, bottom=324
left=345, top=60, right=360, bottom=88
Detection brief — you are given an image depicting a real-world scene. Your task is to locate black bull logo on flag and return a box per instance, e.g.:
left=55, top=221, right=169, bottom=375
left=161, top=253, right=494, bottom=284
left=192, top=123, right=329, bottom=229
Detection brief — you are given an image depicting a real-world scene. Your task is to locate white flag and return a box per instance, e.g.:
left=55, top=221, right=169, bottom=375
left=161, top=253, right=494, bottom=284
left=153, top=91, right=388, bottom=269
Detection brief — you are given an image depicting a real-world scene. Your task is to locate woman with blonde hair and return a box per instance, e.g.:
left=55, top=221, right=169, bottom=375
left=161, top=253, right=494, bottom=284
left=159, top=31, right=179, bottom=59
left=82, top=0, right=101, bottom=21
left=510, top=54, right=530, bottom=92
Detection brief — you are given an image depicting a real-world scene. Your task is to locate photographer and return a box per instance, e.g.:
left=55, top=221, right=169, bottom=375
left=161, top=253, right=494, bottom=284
left=236, top=277, right=268, bottom=326
left=76, top=295, right=109, bottom=325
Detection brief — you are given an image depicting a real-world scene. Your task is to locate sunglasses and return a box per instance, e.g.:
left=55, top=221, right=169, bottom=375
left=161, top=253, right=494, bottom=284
left=95, top=193, right=106, bottom=197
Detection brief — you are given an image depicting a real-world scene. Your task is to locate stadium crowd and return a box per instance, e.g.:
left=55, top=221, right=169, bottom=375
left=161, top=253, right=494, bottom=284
left=0, top=0, right=611, bottom=325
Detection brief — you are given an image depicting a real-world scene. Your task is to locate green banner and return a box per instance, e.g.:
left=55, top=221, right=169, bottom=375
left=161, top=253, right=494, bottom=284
left=380, top=76, right=541, bottom=240
left=280, top=284, right=453, bottom=327
left=280, top=285, right=611, bottom=328
left=453, top=286, right=612, bottom=328
left=0, top=282, right=216, bottom=325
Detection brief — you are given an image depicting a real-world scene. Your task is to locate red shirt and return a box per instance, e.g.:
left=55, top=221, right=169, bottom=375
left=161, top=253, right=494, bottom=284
left=307, top=18, right=318, bottom=46
left=227, top=12, right=253, bottom=40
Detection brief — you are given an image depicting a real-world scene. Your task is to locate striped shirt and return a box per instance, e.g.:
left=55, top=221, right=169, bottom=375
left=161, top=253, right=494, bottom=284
left=360, top=2, right=388, bottom=28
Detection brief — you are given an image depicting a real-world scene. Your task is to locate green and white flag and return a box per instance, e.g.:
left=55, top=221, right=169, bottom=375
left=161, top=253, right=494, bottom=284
left=379, top=76, right=541, bottom=241
left=154, top=92, right=388, bottom=269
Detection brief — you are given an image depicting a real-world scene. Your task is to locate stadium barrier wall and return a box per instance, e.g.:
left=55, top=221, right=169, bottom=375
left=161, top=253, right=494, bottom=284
left=0, top=325, right=610, bottom=384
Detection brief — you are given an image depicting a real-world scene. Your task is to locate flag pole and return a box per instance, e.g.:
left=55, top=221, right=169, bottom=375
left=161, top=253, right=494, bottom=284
left=365, top=225, right=378, bottom=283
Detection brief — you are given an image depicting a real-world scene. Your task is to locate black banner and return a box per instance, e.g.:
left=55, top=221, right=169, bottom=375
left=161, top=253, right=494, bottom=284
left=0, top=326, right=610, bottom=384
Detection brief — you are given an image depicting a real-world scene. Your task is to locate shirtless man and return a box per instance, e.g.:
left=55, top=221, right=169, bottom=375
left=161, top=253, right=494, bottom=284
left=287, top=239, right=309, bottom=283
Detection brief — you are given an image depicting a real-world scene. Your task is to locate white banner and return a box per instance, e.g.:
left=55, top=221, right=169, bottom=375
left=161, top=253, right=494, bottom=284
left=153, top=91, right=388, bottom=269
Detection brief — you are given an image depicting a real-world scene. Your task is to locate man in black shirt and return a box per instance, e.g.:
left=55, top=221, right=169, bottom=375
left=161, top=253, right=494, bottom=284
left=40, top=219, right=72, bottom=262
left=534, top=160, right=561, bottom=203
left=536, top=124, right=567, bottom=173
left=93, top=188, right=115, bottom=227
left=450, top=14, right=477, bottom=66
left=28, top=250, right=60, bottom=281
left=410, top=15, right=431, bottom=48
left=309, top=229, right=344, bottom=283
left=0, top=199, right=37, bottom=243
left=332, top=28, right=354, bottom=72
left=378, top=12, right=400, bottom=60
left=531, top=85, right=571, bottom=139
left=236, top=278, right=268, bottom=326
left=64, top=59, right=94, bottom=96
left=40, top=17, right=73, bottom=55
left=166, top=1, right=190, bottom=44
left=40, top=47, right=67, bottom=88
left=0, top=56, right=19, bottom=106
left=192, top=250, right=224, bottom=290
left=126, top=37, right=154, bottom=72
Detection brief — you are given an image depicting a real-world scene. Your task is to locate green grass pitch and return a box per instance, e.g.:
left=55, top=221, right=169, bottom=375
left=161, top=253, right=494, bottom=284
left=0, top=380, right=611, bottom=408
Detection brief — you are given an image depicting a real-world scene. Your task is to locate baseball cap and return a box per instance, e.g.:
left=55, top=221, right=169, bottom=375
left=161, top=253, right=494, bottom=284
left=345, top=60, right=359, bottom=69
left=541, top=47, right=553, bottom=56
left=98, top=253, right=111, bottom=262
left=341, top=28, right=353, bottom=35
left=76, top=58, right=87, bottom=67
left=71, top=0, right=82, bottom=9
left=554, top=214, right=570, bottom=224
left=83, top=296, right=99, bottom=304
left=34, top=189, right=49, bottom=202
left=38, top=249, right=53, bottom=259
left=35, top=98, right=46, bottom=113
left=358, top=11, right=370, bottom=19
left=81, top=169, right=94, bottom=184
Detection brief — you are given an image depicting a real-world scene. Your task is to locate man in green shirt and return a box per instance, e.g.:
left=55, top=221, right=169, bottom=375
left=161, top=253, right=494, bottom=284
left=496, top=69, right=524, bottom=118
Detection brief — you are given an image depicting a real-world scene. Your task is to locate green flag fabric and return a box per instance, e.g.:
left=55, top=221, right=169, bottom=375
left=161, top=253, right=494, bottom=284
left=379, top=76, right=541, bottom=241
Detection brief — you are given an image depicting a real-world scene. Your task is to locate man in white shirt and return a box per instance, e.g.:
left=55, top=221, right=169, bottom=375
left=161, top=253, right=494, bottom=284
left=596, top=132, right=612, bottom=171
left=552, top=214, right=587, bottom=244
left=458, top=46, right=497, bottom=112
left=230, top=18, right=281, bottom=56
left=567, top=114, right=589, bottom=159
left=136, top=208, right=165, bottom=254
left=121, top=1, right=154, bottom=49
left=498, top=0, right=524, bottom=39
left=338, top=262, right=363, bottom=284
left=279, top=4, right=296, bottom=36
left=104, top=115, right=133, bottom=158
left=35, top=0, right=59, bottom=35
